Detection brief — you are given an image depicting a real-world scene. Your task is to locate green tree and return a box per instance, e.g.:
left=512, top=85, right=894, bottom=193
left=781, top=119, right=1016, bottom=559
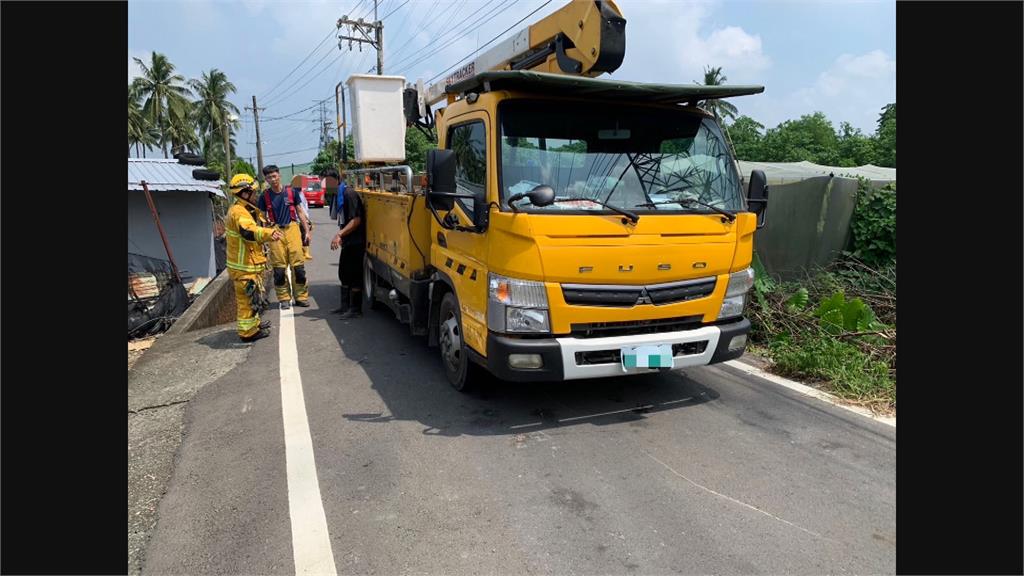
left=310, top=140, right=343, bottom=176
left=696, top=66, right=739, bottom=123
left=760, top=112, right=840, bottom=164
left=873, top=103, right=895, bottom=167
left=128, top=83, right=159, bottom=157
left=190, top=69, right=241, bottom=163
left=727, top=116, right=764, bottom=160
left=405, top=127, right=437, bottom=172
left=130, top=52, right=193, bottom=158
left=836, top=122, right=877, bottom=167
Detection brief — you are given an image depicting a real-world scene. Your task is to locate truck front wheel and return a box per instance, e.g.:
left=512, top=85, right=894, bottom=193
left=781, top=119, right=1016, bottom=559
left=438, top=292, right=479, bottom=392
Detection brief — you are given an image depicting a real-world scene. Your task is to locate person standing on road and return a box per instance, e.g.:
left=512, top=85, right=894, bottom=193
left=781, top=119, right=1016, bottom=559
left=225, top=174, right=281, bottom=342
left=258, top=165, right=312, bottom=309
left=294, top=182, right=314, bottom=262
left=329, top=175, right=365, bottom=318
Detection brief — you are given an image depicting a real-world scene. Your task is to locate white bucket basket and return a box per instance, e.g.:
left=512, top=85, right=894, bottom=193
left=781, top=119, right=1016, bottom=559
left=346, top=74, right=407, bottom=163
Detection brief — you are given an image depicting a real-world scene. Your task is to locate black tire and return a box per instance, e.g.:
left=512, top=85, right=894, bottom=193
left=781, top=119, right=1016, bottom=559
left=363, top=255, right=381, bottom=311
left=192, top=168, right=220, bottom=181
left=175, top=152, right=205, bottom=166
left=438, top=291, right=481, bottom=392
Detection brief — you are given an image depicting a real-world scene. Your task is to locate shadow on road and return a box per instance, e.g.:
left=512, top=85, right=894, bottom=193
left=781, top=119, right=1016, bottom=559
left=305, top=278, right=718, bottom=438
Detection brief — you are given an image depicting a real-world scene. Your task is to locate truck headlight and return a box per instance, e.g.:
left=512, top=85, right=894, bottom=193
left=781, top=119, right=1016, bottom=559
left=719, top=267, right=754, bottom=320
left=488, top=273, right=550, bottom=333
left=506, top=307, right=550, bottom=333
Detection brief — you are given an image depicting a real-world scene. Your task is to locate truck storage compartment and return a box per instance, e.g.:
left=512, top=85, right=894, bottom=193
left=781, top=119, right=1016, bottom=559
left=361, top=189, right=432, bottom=282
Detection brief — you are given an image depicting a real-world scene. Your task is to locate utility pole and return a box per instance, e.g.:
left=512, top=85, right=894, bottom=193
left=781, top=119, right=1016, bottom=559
left=222, top=123, right=232, bottom=184
left=335, top=82, right=346, bottom=164
left=247, top=95, right=266, bottom=183
left=316, top=100, right=335, bottom=153
left=374, top=0, right=383, bottom=76
left=338, top=0, right=383, bottom=75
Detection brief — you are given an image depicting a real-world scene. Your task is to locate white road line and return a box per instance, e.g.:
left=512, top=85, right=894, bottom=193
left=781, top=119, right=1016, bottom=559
left=279, top=307, right=338, bottom=576
left=723, top=359, right=896, bottom=428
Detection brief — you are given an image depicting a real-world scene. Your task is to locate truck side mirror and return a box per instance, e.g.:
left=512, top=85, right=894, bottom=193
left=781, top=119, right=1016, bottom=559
left=472, top=188, right=490, bottom=231
left=747, top=169, right=769, bottom=229
left=426, top=149, right=456, bottom=211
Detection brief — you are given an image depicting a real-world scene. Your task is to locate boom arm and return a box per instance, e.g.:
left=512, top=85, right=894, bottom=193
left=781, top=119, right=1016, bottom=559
left=423, top=0, right=625, bottom=107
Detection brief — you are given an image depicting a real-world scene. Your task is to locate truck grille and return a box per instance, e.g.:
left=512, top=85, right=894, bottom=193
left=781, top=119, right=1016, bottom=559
left=569, top=315, right=704, bottom=339
left=561, top=277, right=716, bottom=307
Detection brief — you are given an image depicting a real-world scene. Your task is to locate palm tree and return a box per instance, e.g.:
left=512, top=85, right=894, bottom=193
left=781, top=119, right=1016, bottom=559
left=128, top=84, right=145, bottom=157
left=190, top=69, right=241, bottom=162
left=128, top=83, right=160, bottom=157
left=697, top=66, right=739, bottom=123
left=131, top=51, right=193, bottom=158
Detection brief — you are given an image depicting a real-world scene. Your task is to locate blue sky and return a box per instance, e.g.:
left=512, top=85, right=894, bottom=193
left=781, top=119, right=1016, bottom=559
left=129, top=0, right=896, bottom=167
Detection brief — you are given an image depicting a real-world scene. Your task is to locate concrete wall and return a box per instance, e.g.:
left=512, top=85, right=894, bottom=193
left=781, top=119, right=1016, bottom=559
left=128, top=191, right=216, bottom=282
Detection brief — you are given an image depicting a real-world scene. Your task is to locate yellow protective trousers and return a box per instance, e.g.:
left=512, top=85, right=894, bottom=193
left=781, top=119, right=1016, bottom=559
left=268, top=221, right=308, bottom=303
left=229, top=270, right=268, bottom=337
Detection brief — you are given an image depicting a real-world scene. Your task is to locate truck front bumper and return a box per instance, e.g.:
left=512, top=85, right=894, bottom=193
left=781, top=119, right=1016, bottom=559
left=483, top=317, right=750, bottom=381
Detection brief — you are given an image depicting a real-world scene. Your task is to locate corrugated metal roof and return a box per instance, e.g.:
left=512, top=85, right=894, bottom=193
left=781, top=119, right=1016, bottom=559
left=128, top=158, right=225, bottom=197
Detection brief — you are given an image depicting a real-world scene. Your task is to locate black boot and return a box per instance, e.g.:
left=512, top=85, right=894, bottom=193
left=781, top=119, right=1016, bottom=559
left=339, top=290, right=363, bottom=318
left=331, top=286, right=350, bottom=314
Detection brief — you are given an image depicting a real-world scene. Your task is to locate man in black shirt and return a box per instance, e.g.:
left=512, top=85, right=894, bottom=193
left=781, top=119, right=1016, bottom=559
left=329, top=181, right=366, bottom=318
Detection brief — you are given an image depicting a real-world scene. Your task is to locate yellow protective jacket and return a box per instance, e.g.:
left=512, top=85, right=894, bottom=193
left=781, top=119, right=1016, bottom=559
left=225, top=198, right=278, bottom=274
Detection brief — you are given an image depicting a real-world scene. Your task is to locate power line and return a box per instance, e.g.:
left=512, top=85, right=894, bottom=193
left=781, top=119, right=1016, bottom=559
left=387, top=0, right=453, bottom=62
left=389, top=0, right=504, bottom=71
left=262, top=97, right=333, bottom=121
left=393, top=0, right=520, bottom=75
left=260, top=0, right=370, bottom=104
left=388, top=0, right=499, bottom=70
left=263, top=146, right=321, bottom=159
left=380, top=0, right=410, bottom=20
left=259, top=27, right=336, bottom=103
left=428, top=0, right=554, bottom=83
left=262, top=47, right=338, bottom=107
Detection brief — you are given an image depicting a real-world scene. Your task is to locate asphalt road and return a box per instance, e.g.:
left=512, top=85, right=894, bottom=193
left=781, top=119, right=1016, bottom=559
left=140, top=206, right=895, bottom=575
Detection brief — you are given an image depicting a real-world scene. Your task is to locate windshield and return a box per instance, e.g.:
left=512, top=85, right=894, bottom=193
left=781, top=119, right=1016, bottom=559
left=498, top=100, right=744, bottom=214
left=305, top=181, right=321, bottom=191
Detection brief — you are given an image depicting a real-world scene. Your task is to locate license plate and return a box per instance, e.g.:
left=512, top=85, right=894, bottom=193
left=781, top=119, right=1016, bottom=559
left=621, top=344, right=674, bottom=371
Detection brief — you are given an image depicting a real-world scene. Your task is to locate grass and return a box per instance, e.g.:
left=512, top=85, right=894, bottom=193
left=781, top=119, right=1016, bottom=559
left=748, top=255, right=896, bottom=414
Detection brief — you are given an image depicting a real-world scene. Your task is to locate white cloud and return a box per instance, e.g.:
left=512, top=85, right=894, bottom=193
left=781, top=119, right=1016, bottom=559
left=240, top=0, right=268, bottom=16
left=788, top=49, right=896, bottom=131
left=617, top=1, right=770, bottom=84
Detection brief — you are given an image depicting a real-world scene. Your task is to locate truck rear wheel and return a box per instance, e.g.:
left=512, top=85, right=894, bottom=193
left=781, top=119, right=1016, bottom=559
left=364, top=255, right=381, bottom=311
left=438, top=292, right=479, bottom=392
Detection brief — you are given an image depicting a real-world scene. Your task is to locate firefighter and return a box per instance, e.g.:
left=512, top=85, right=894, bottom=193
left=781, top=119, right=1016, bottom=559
left=258, top=165, right=312, bottom=309
left=226, top=174, right=282, bottom=342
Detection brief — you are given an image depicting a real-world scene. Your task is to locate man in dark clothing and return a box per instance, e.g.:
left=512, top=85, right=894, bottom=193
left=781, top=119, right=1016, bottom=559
left=213, top=218, right=227, bottom=275
left=330, top=180, right=366, bottom=318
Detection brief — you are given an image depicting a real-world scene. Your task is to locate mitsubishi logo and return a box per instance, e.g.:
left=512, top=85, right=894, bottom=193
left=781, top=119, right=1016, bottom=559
left=636, top=289, right=653, bottom=305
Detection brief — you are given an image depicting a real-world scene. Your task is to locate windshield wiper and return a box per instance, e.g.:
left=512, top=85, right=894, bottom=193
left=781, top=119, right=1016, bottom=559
left=511, top=188, right=640, bottom=223
left=549, top=197, right=640, bottom=224
left=635, top=196, right=736, bottom=222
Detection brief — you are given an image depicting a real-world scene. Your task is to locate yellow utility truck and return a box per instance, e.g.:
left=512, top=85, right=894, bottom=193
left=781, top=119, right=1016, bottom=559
left=343, top=0, right=769, bottom=390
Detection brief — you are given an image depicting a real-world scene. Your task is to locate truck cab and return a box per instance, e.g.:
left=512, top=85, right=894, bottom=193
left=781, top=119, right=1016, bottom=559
left=344, top=0, right=768, bottom=390
left=417, top=75, right=766, bottom=389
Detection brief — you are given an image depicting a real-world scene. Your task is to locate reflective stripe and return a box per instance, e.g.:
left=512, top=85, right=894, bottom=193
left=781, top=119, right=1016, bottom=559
left=228, top=262, right=265, bottom=272
left=238, top=316, right=259, bottom=329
